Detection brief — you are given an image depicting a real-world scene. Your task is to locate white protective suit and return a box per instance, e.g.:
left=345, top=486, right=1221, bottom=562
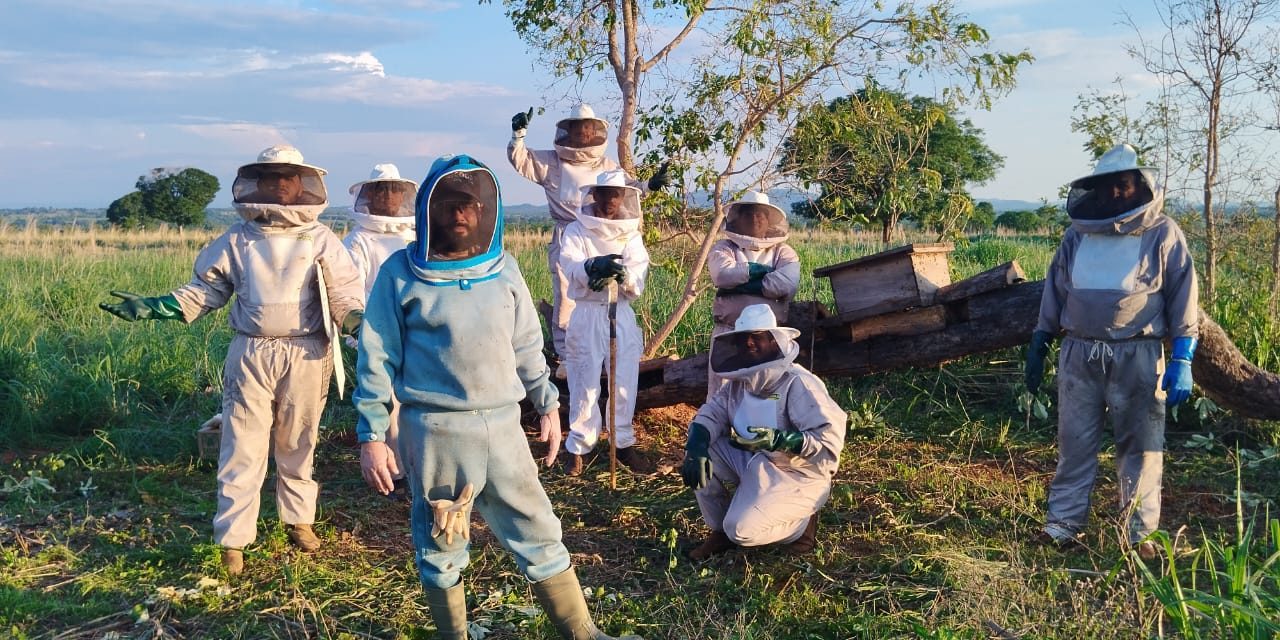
left=558, top=170, right=649, bottom=456
left=694, top=305, right=847, bottom=547
left=343, top=163, right=418, bottom=481
left=169, top=145, right=365, bottom=550
left=1036, top=145, right=1199, bottom=544
left=508, top=104, right=646, bottom=359
left=707, top=191, right=801, bottom=396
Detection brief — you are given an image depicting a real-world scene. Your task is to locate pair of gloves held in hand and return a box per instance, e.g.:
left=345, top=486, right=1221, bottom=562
left=679, top=421, right=804, bottom=491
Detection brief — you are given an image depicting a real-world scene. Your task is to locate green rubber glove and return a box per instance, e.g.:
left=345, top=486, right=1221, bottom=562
left=340, top=310, right=363, bottom=337
left=746, top=262, right=773, bottom=280
left=99, top=291, right=183, bottom=322
left=680, top=422, right=712, bottom=490
left=1025, top=330, right=1054, bottom=394
left=731, top=426, right=804, bottom=454
left=725, top=277, right=765, bottom=296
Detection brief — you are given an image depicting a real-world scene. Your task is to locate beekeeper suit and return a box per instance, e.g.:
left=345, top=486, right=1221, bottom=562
left=508, top=104, right=667, bottom=368
left=558, top=169, right=650, bottom=476
left=707, top=191, right=801, bottom=396
left=1025, top=143, right=1199, bottom=553
left=680, top=304, right=846, bottom=560
left=343, top=163, right=418, bottom=494
left=99, top=145, right=365, bottom=575
left=344, top=163, right=418, bottom=297
left=353, top=154, right=643, bottom=640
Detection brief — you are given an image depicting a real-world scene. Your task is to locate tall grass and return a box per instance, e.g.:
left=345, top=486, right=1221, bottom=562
left=1133, top=462, right=1280, bottom=639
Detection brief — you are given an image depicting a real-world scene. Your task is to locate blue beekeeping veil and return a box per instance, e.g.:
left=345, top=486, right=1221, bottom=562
left=410, top=154, right=505, bottom=275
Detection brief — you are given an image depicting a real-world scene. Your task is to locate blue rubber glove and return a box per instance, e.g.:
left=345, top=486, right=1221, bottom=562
left=1025, top=330, right=1054, bottom=394
left=680, top=422, right=712, bottom=490
left=1162, top=336, right=1197, bottom=407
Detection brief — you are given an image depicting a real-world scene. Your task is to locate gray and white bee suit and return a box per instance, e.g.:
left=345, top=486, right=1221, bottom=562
left=1037, top=166, right=1199, bottom=543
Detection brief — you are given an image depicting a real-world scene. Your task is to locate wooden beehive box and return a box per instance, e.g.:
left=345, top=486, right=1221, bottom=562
left=812, top=243, right=954, bottom=322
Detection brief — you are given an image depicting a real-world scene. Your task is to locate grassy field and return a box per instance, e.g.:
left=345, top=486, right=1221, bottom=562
left=1, top=218, right=1278, bottom=639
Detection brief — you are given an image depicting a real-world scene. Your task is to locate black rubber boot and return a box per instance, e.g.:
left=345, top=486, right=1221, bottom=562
left=531, top=567, right=644, bottom=640
left=424, top=580, right=467, bottom=640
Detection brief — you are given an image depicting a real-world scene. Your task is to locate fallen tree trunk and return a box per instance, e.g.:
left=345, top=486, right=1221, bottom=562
left=635, top=280, right=1280, bottom=420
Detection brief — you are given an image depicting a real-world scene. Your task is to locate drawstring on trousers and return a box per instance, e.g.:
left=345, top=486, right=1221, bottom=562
left=1087, top=340, right=1115, bottom=374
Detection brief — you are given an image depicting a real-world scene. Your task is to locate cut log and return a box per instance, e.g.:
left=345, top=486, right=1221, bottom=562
left=633, top=280, right=1280, bottom=420
left=935, top=261, right=1026, bottom=303
left=848, top=305, right=947, bottom=342
left=1194, top=309, right=1280, bottom=420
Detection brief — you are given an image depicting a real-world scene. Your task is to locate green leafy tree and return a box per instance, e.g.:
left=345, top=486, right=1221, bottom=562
left=106, top=191, right=147, bottom=228
left=106, top=168, right=220, bottom=228
left=994, top=209, right=1042, bottom=232
left=780, top=86, right=1003, bottom=242
left=969, top=201, right=997, bottom=231
left=995, top=201, right=1065, bottom=232
left=634, top=0, right=1031, bottom=355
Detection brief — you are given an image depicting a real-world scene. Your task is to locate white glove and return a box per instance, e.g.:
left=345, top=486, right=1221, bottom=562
left=429, top=483, right=475, bottom=546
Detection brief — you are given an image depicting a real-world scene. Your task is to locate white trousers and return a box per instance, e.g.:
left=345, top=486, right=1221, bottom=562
left=563, top=300, right=640, bottom=455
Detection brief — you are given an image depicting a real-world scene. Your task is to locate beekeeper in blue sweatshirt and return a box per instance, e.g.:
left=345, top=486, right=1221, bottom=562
left=352, top=155, right=642, bottom=640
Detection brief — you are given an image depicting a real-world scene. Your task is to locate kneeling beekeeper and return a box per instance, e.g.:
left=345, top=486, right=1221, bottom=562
left=352, top=154, right=644, bottom=640
left=99, top=145, right=365, bottom=575
left=680, top=304, right=846, bottom=560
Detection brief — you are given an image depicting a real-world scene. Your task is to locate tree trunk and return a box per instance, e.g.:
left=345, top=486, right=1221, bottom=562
left=642, top=179, right=727, bottom=358
left=1202, top=94, right=1220, bottom=302
left=1270, top=183, right=1280, bottom=316
left=633, top=280, right=1280, bottom=420
left=614, top=0, right=640, bottom=173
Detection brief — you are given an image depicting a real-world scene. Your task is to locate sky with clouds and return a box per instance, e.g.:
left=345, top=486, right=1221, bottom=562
left=0, top=0, right=1250, bottom=209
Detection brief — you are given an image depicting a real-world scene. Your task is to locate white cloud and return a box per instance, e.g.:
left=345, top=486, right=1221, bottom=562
left=295, top=73, right=511, bottom=106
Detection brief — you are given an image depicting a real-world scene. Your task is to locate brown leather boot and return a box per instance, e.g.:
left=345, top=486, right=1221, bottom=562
left=424, top=580, right=468, bottom=640
left=614, top=447, right=653, bottom=474
left=221, top=548, right=244, bottom=575
left=531, top=567, right=644, bottom=640
left=687, top=530, right=736, bottom=561
left=784, top=514, right=819, bottom=555
left=562, top=451, right=586, bottom=477
left=287, top=524, right=321, bottom=552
